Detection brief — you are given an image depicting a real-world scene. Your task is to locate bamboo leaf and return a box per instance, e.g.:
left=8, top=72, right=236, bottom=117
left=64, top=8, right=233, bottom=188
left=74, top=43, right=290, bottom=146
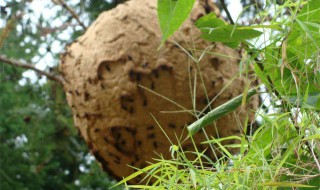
left=200, top=25, right=262, bottom=42
left=259, top=182, right=315, bottom=188
left=157, top=0, right=195, bottom=48
left=195, top=12, right=225, bottom=28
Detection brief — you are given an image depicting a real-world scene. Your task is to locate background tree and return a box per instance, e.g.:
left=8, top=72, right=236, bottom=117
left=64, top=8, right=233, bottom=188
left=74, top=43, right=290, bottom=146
left=0, top=1, right=123, bottom=189
left=1, top=0, right=319, bottom=189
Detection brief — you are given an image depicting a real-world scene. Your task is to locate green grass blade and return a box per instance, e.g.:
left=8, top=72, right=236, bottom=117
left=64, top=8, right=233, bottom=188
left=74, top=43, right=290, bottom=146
left=259, top=182, right=315, bottom=188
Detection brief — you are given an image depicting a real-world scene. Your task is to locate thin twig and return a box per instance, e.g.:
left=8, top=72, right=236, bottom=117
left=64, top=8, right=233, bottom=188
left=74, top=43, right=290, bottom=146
left=0, top=55, right=64, bottom=84
left=56, top=0, right=87, bottom=30
left=310, top=140, right=320, bottom=171
left=219, top=0, right=234, bottom=25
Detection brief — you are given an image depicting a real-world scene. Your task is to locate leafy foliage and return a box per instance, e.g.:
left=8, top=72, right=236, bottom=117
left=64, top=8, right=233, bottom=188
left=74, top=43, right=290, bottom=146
left=0, top=0, right=124, bottom=189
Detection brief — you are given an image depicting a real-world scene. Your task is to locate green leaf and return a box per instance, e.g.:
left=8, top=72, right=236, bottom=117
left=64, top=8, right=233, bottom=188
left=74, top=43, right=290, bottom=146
left=286, top=92, right=320, bottom=110
left=222, top=41, right=241, bottom=48
left=297, top=0, right=320, bottom=23
left=157, top=0, right=195, bottom=48
left=238, top=24, right=282, bottom=30
left=195, top=12, right=225, bottom=28
left=259, top=182, right=315, bottom=188
left=187, top=89, right=257, bottom=136
left=200, top=25, right=262, bottom=42
left=303, top=134, right=320, bottom=141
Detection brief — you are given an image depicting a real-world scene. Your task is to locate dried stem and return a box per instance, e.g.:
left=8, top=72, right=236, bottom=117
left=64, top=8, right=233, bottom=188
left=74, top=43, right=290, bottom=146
left=0, top=55, right=64, bottom=84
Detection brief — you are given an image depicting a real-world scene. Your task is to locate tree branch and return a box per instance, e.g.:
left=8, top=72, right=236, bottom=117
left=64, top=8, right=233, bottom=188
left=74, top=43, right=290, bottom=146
left=0, top=55, right=64, bottom=84
left=219, top=0, right=234, bottom=25
left=56, top=0, right=87, bottom=30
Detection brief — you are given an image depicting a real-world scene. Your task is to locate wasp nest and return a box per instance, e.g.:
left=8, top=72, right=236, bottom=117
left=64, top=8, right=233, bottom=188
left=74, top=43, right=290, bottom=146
left=60, top=0, right=258, bottom=183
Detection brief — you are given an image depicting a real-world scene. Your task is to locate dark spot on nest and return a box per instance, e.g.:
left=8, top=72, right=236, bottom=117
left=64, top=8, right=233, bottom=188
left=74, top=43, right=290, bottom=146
left=115, top=144, right=123, bottom=153
left=105, top=64, right=111, bottom=71
left=135, top=155, right=139, bottom=162
left=153, top=142, right=158, bottom=149
left=217, top=76, right=224, bottom=83
left=84, top=92, right=90, bottom=101
left=127, top=55, right=133, bottom=61
left=93, top=151, right=109, bottom=167
left=136, top=73, right=141, bottom=81
left=204, top=4, right=211, bottom=14
left=202, top=107, right=211, bottom=115
left=103, top=137, right=110, bottom=143
left=210, top=58, right=221, bottom=70
left=135, top=178, right=141, bottom=184
left=148, top=133, right=155, bottom=139
left=196, top=13, right=204, bottom=20
left=87, top=142, right=93, bottom=149
left=94, top=128, right=100, bottom=133
left=114, top=159, right=121, bottom=164
left=202, top=98, right=208, bottom=105
left=125, top=127, right=136, bottom=135
left=129, top=69, right=135, bottom=81
left=143, top=98, right=148, bottom=106
left=139, top=163, right=147, bottom=169
left=109, top=153, right=121, bottom=162
left=137, top=141, right=142, bottom=147
left=152, top=70, right=159, bottom=78
left=121, top=140, right=126, bottom=146
left=232, top=129, right=241, bottom=133
left=142, top=62, right=149, bottom=68
left=147, top=125, right=154, bottom=130
left=121, top=95, right=134, bottom=102
left=121, top=105, right=128, bottom=111
left=151, top=81, right=155, bottom=90
left=211, top=80, right=216, bottom=87
left=168, top=123, right=176, bottom=129
left=75, top=90, right=80, bottom=96
left=160, top=65, right=173, bottom=72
